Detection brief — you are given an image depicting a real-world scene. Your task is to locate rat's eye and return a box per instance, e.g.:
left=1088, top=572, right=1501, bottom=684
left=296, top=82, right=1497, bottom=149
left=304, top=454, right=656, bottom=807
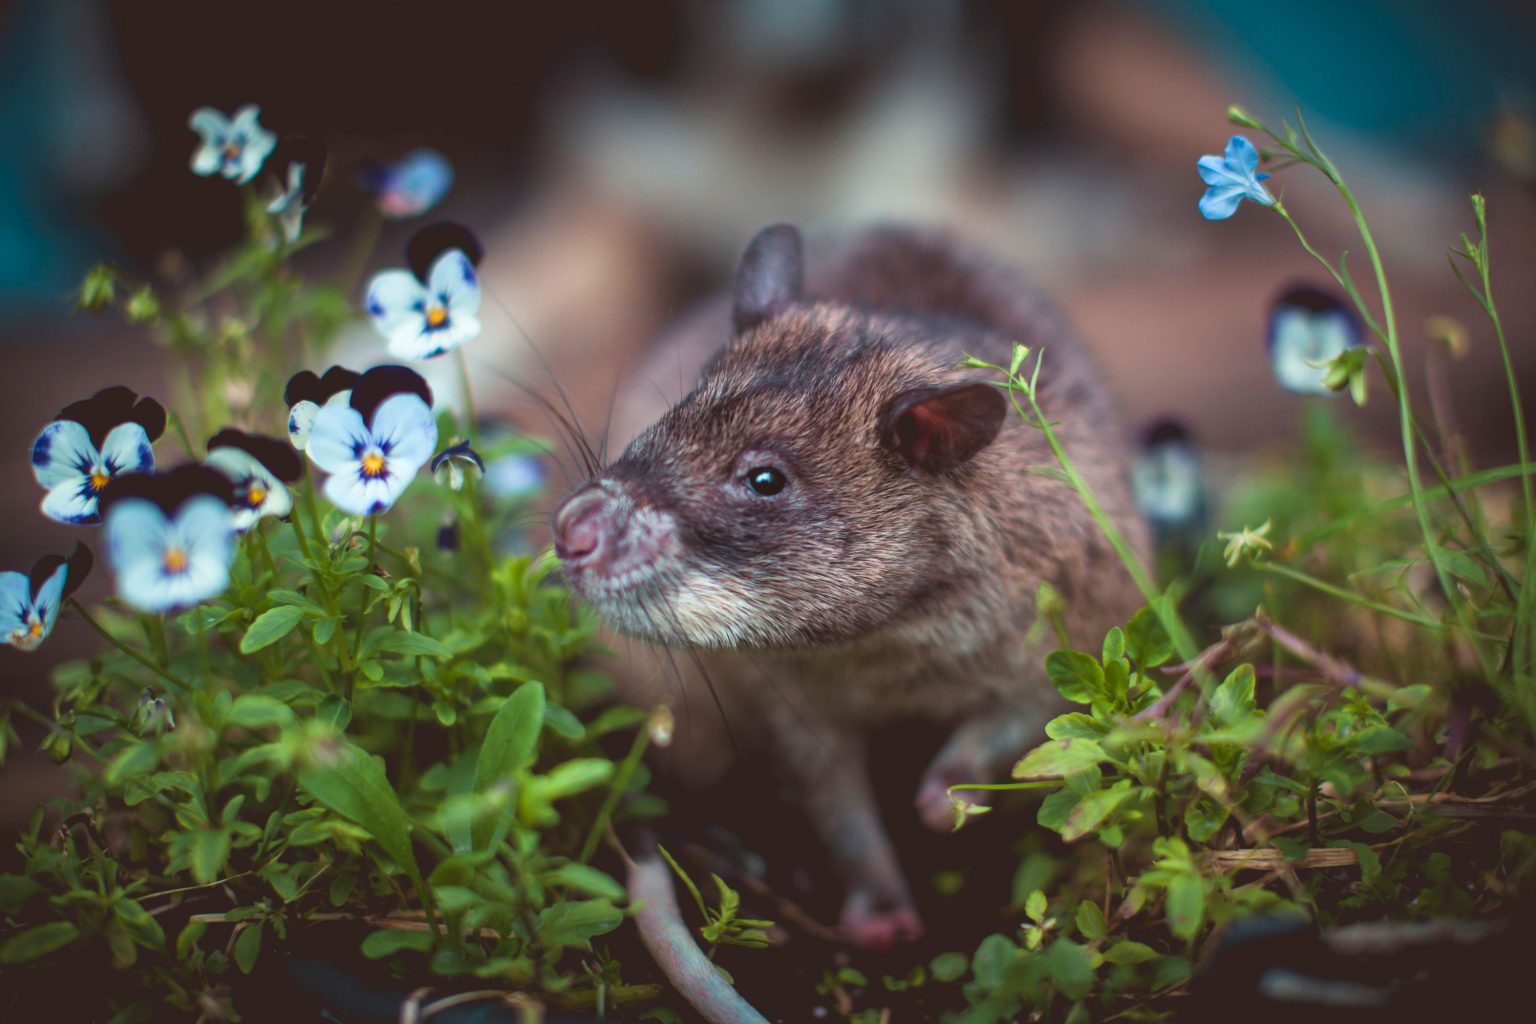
left=745, top=466, right=788, bottom=496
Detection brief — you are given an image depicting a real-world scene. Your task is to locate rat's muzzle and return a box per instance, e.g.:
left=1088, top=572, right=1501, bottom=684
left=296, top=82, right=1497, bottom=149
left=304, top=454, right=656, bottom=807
left=552, top=480, right=678, bottom=591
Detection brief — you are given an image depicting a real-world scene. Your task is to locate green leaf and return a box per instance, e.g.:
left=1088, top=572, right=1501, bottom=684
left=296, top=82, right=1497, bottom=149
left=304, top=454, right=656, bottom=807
left=1210, top=664, right=1256, bottom=726
left=532, top=758, right=615, bottom=802
left=1, top=921, right=80, bottom=963
left=1059, top=784, right=1134, bottom=842
left=930, top=951, right=968, bottom=983
left=105, top=741, right=160, bottom=787
left=226, top=695, right=295, bottom=730
left=233, top=922, right=262, bottom=974
left=471, top=681, right=545, bottom=849
left=535, top=899, right=623, bottom=947
left=1075, top=901, right=1107, bottom=941
left=317, top=695, right=351, bottom=731
left=371, top=631, right=451, bottom=659
left=361, top=929, right=433, bottom=958
left=1037, top=789, right=1081, bottom=831
left=1013, top=739, right=1107, bottom=779
left=297, top=740, right=425, bottom=901
left=1025, top=889, right=1047, bottom=924
left=1350, top=725, right=1414, bottom=754
left=1164, top=875, right=1205, bottom=941
left=1101, top=627, right=1125, bottom=665
left=1125, top=606, right=1173, bottom=668
left=191, top=829, right=230, bottom=885
left=1045, top=650, right=1104, bottom=704
left=547, top=862, right=626, bottom=901
left=240, top=606, right=305, bottom=654
left=1184, top=797, right=1227, bottom=844
left=1103, top=940, right=1159, bottom=964
left=1045, top=939, right=1095, bottom=1000
left=1045, top=713, right=1109, bottom=740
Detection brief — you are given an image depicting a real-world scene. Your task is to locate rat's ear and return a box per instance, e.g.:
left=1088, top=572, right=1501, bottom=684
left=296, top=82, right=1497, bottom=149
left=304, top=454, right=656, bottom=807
left=881, top=382, right=1008, bottom=473
left=733, top=224, right=804, bottom=334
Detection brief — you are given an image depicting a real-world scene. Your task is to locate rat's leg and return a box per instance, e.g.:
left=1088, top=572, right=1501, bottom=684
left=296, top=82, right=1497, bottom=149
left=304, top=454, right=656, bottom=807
left=914, top=707, right=1047, bottom=832
left=777, top=724, right=922, bottom=948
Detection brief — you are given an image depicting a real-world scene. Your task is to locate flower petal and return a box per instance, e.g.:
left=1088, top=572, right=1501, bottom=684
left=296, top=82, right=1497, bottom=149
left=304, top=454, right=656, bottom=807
left=1224, top=135, right=1260, bottom=175
left=100, top=422, right=155, bottom=476
left=1198, top=186, right=1245, bottom=221
left=429, top=249, right=481, bottom=319
left=189, top=107, right=231, bottom=140
left=0, top=572, right=30, bottom=643
left=389, top=313, right=480, bottom=360
left=32, top=420, right=96, bottom=489
left=1196, top=154, right=1241, bottom=187
left=32, top=563, right=68, bottom=640
left=365, top=270, right=429, bottom=345
left=42, top=480, right=100, bottom=524
left=287, top=400, right=320, bottom=450
left=307, top=405, right=372, bottom=474
left=323, top=471, right=405, bottom=517
left=371, top=394, right=438, bottom=473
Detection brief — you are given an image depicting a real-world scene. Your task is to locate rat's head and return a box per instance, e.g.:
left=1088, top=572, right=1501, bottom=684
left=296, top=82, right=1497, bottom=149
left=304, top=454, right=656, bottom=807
left=553, top=224, right=1008, bottom=649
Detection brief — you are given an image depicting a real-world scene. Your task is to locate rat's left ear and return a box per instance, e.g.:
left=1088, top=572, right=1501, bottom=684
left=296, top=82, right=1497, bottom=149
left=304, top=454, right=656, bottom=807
left=881, top=382, right=1007, bottom=473
left=733, top=224, right=804, bottom=334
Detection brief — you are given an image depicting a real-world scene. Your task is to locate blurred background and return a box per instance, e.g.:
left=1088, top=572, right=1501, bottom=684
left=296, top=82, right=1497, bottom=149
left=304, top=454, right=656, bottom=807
left=3, top=0, right=1535, bottom=814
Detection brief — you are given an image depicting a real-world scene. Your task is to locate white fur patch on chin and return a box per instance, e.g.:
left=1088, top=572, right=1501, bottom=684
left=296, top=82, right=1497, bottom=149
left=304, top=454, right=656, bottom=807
left=663, top=570, right=766, bottom=649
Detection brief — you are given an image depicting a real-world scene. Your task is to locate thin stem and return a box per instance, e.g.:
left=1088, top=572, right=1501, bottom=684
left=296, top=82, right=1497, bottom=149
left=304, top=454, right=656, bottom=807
left=1252, top=561, right=1500, bottom=641
left=455, top=346, right=478, bottom=443
left=69, top=600, right=193, bottom=695
left=579, top=723, right=650, bottom=864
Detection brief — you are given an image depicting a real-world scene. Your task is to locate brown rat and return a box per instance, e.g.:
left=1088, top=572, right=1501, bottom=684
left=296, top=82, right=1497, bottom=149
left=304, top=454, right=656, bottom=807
left=554, top=223, right=1146, bottom=949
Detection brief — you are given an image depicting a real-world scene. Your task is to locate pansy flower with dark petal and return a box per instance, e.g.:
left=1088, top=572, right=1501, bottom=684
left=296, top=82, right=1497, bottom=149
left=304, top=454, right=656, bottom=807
left=284, top=365, right=361, bottom=451
left=263, top=136, right=328, bottom=244
left=189, top=105, right=276, bottom=184
left=31, top=387, right=166, bottom=524
left=307, top=366, right=438, bottom=516
left=0, top=543, right=92, bottom=651
left=430, top=440, right=485, bottom=491
left=364, top=223, right=483, bottom=360
left=365, top=149, right=453, bottom=219
left=204, top=429, right=305, bottom=531
left=1197, top=136, right=1274, bottom=220
left=99, top=466, right=238, bottom=614
left=1267, top=285, right=1364, bottom=395
left=1132, top=418, right=1207, bottom=544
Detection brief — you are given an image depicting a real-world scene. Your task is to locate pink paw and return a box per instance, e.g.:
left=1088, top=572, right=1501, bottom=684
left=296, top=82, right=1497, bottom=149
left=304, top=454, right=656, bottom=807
left=840, top=897, right=924, bottom=949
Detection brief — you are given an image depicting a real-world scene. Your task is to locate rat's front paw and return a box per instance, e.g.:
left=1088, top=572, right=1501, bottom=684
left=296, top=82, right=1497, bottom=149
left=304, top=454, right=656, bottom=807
left=839, top=888, right=924, bottom=949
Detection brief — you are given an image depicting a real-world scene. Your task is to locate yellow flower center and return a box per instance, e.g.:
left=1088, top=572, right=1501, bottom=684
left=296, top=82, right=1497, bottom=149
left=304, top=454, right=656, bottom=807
left=27, top=620, right=43, bottom=639
left=361, top=452, right=387, bottom=479
left=246, top=484, right=267, bottom=508
left=425, top=305, right=448, bottom=328
left=90, top=469, right=111, bottom=491
left=223, top=143, right=242, bottom=160
left=163, top=548, right=189, bottom=574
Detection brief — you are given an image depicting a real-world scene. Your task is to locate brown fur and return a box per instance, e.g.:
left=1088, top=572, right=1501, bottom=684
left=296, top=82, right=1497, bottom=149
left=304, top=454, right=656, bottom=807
left=560, top=225, right=1147, bottom=941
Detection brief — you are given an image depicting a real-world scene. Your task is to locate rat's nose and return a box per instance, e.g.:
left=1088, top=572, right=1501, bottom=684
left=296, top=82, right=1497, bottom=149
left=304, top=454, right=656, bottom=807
left=553, top=486, right=621, bottom=566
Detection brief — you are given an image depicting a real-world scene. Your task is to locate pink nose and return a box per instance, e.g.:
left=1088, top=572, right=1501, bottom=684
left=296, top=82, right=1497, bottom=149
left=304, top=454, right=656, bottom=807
left=553, top=486, right=619, bottom=566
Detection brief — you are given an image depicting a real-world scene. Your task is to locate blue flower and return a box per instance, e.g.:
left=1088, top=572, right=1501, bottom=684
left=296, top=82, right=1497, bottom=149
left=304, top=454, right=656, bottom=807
left=368, top=149, right=453, bottom=219
left=31, top=387, right=165, bottom=524
left=485, top=453, right=545, bottom=500
left=264, top=137, right=328, bottom=244
left=99, top=466, right=237, bottom=614
left=1197, top=136, right=1274, bottom=220
left=204, top=429, right=304, bottom=531
left=364, top=223, right=483, bottom=360
left=0, top=544, right=92, bottom=651
left=430, top=440, right=485, bottom=491
left=1131, top=419, right=1206, bottom=544
left=1267, top=285, right=1364, bottom=395
left=189, top=105, right=276, bottom=184
left=306, top=366, right=438, bottom=516
left=284, top=365, right=361, bottom=451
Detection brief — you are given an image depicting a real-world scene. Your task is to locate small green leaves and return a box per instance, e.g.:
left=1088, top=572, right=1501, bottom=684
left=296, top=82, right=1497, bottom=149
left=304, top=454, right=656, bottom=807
left=1124, top=605, right=1173, bottom=669
left=361, top=929, right=432, bottom=959
left=471, top=681, right=545, bottom=849
left=1045, top=650, right=1104, bottom=704
left=240, top=606, right=306, bottom=653
left=1013, top=739, right=1108, bottom=780
left=1, top=921, right=80, bottom=964
left=1164, top=875, right=1205, bottom=942
left=1210, top=664, right=1257, bottom=726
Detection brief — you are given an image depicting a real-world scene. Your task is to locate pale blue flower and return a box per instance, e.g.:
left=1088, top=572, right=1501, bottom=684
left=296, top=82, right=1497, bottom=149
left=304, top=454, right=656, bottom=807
left=189, top=105, right=276, bottom=184
left=1132, top=419, right=1206, bottom=544
left=0, top=545, right=92, bottom=652
left=373, top=149, right=453, bottom=219
left=485, top=454, right=545, bottom=499
left=1268, top=286, right=1364, bottom=395
left=306, top=367, right=438, bottom=516
left=365, top=248, right=482, bottom=360
left=264, top=138, right=327, bottom=243
left=30, top=387, right=164, bottom=524
left=1197, top=136, right=1274, bottom=220
left=204, top=430, right=304, bottom=532
left=100, top=467, right=238, bottom=614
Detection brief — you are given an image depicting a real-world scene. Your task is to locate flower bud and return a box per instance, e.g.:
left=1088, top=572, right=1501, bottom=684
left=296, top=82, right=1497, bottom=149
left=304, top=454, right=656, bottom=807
left=78, top=265, right=116, bottom=312
left=1226, top=105, right=1261, bottom=129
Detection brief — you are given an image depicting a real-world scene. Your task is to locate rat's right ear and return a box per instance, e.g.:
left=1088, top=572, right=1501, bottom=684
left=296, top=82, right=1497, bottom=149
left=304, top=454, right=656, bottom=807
left=881, top=382, right=1008, bottom=473
left=733, top=224, right=804, bottom=334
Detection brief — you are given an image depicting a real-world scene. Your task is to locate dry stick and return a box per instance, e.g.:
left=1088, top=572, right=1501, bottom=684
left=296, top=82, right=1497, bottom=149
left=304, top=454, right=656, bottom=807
left=1134, top=621, right=1257, bottom=721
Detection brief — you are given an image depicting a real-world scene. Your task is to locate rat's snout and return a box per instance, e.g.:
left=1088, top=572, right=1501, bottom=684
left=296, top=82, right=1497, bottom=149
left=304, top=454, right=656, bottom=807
left=553, top=484, right=627, bottom=567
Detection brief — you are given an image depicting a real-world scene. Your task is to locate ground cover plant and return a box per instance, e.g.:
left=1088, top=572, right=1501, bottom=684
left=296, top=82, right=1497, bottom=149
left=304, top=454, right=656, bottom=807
left=0, top=102, right=1532, bottom=1022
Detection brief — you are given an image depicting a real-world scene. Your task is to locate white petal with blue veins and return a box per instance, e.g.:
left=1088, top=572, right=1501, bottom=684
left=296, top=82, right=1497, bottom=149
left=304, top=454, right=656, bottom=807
left=33, top=564, right=67, bottom=639
left=32, top=420, right=97, bottom=488
left=287, top=400, right=320, bottom=450
left=42, top=481, right=100, bottom=524
left=0, top=572, right=30, bottom=644
left=307, top=405, right=372, bottom=475
left=100, top=422, right=154, bottom=476
left=366, top=270, right=429, bottom=345
left=371, top=394, right=437, bottom=473
left=387, top=312, right=480, bottom=360
left=324, top=471, right=406, bottom=517
left=430, top=249, right=481, bottom=318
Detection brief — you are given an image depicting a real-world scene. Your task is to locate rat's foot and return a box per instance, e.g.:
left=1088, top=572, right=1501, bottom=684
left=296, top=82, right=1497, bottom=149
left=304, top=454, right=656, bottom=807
left=915, top=762, right=991, bottom=833
left=839, top=888, right=924, bottom=949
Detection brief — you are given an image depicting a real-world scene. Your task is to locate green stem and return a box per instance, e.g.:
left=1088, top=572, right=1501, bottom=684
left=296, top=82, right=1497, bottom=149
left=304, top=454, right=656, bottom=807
left=455, top=346, right=478, bottom=443
left=579, top=724, right=650, bottom=864
left=1292, top=462, right=1536, bottom=549
left=1251, top=561, right=1500, bottom=641
left=69, top=600, right=193, bottom=695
